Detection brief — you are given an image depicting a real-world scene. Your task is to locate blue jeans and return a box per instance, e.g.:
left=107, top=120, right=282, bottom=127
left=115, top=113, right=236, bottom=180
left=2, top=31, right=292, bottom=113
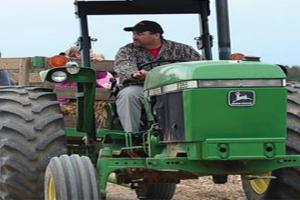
left=116, top=86, right=144, bottom=132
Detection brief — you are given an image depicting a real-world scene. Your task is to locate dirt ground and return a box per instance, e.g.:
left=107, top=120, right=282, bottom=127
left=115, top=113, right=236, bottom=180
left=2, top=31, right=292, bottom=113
left=107, top=175, right=247, bottom=200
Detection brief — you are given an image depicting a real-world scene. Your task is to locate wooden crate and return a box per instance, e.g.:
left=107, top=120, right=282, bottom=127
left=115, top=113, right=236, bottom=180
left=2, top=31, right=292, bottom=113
left=0, top=57, right=37, bottom=86
left=0, top=57, right=115, bottom=128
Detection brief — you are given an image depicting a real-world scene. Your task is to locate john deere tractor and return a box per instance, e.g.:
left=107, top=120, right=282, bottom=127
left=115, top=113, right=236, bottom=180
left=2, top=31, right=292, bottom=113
left=1, top=0, right=300, bottom=200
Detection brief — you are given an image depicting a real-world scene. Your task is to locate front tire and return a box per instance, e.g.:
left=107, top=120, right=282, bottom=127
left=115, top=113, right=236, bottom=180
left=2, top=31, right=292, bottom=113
left=44, top=154, right=99, bottom=200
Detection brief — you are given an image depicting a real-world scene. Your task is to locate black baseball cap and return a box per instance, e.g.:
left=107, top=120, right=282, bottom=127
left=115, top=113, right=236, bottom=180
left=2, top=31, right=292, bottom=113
left=124, top=20, right=164, bottom=34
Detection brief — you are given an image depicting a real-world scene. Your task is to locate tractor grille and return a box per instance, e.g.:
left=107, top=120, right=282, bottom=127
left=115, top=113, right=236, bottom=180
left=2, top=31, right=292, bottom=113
left=155, top=92, right=185, bottom=142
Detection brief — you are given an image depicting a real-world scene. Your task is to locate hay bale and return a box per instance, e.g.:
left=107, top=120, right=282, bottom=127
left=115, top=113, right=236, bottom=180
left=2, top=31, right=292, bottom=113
left=61, top=101, right=108, bottom=129
left=95, top=101, right=108, bottom=128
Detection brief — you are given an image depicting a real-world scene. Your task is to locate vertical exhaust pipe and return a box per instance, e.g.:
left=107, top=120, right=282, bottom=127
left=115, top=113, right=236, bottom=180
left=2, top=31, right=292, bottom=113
left=216, top=0, right=231, bottom=60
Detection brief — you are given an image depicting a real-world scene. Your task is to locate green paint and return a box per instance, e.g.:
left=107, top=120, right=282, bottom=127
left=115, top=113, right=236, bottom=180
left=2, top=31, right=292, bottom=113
left=183, top=88, right=287, bottom=159
left=31, top=56, right=47, bottom=68
left=97, top=155, right=300, bottom=197
left=44, top=67, right=96, bottom=139
left=144, top=61, right=286, bottom=89
left=42, top=61, right=299, bottom=199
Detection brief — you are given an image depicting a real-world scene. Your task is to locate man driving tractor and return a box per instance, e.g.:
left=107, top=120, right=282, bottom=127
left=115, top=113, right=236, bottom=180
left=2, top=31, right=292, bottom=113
left=114, top=20, right=203, bottom=132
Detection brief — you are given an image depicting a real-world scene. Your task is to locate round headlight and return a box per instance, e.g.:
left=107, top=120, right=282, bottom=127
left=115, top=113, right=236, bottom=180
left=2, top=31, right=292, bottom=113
left=51, top=71, right=67, bottom=83
left=66, top=61, right=80, bottom=74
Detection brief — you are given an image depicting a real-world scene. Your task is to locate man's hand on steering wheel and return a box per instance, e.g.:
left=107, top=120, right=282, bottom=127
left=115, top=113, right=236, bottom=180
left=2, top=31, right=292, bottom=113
left=132, top=69, right=148, bottom=80
left=132, top=59, right=187, bottom=81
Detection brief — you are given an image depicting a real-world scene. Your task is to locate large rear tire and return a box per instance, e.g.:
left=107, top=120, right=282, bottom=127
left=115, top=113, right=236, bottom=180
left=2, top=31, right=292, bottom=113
left=44, top=154, right=99, bottom=200
left=136, top=183, right=176, bottom=200
left=0, top=87, right=66, bottom=200
left=241, top=82, right=300, bottom=200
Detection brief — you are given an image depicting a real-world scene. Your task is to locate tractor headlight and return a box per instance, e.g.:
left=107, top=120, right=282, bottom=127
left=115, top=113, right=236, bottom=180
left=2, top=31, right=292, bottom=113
left=51, top=71, right=67, bottom=83
left=66, top=61, right=80, bottom=74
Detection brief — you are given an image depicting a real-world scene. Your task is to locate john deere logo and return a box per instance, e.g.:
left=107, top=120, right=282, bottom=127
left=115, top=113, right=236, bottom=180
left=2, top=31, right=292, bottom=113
left=228, top=91, right=255, bottom=106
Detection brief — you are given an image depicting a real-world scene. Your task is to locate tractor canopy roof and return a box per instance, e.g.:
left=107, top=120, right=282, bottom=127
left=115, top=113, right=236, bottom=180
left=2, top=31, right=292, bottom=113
left=75, top=0, right=209, bottom=16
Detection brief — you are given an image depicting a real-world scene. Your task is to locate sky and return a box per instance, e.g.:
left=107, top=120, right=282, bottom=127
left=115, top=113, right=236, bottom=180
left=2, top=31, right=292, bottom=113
left=1, top=0, right=300, bottom=66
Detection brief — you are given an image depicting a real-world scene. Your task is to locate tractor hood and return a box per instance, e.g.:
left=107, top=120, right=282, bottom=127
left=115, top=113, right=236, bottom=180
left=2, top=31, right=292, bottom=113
left=144, top=60, right=286, bottom=90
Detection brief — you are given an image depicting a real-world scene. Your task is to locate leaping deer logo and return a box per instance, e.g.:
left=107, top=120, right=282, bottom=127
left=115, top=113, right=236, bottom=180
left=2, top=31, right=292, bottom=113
left=232, top=92, right=253, bottom=103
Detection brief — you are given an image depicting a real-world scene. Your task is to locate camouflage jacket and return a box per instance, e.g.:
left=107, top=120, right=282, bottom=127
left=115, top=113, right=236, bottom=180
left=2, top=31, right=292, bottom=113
left=114, top=39, right=203, bottom=85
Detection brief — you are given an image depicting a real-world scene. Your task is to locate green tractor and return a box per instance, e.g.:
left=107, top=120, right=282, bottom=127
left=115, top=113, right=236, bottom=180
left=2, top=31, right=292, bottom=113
left=1, top=0, right=300, bottom=200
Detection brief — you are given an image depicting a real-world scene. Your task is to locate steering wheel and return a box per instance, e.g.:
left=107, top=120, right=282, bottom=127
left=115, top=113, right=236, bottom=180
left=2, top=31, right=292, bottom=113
left=137, top=59, right=188, bottom=70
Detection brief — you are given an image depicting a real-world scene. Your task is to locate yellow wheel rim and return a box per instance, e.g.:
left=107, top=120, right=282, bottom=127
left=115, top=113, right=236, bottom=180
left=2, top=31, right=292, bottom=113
left=249, top=172, right=272, bottom=195
left=48, top=176, right=56, bottom=200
